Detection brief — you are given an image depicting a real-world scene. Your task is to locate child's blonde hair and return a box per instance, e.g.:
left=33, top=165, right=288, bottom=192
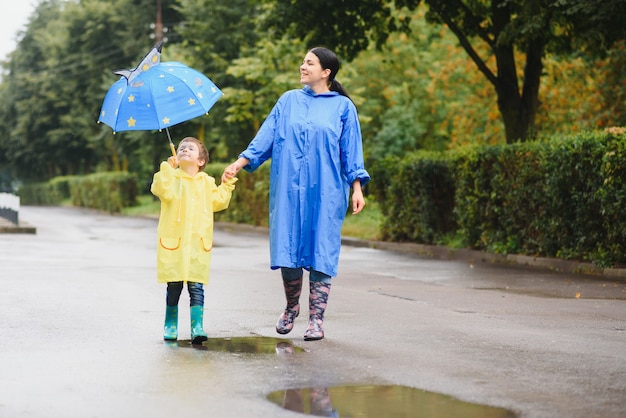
left=179, top=137, right=209, bottom=170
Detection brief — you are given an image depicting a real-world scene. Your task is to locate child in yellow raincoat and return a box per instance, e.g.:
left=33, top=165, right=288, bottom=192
left=151, top=137, right=237, bottom=344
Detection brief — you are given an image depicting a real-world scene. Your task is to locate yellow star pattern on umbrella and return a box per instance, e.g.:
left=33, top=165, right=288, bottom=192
left=98, top=42, right=223, bottom=136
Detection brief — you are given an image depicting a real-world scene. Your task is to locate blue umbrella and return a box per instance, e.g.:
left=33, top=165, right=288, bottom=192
left=98, top=42, right=223, bottom=156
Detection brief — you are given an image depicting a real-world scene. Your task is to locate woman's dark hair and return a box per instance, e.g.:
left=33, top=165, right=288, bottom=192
left=310, top=47, right=351, bottom=100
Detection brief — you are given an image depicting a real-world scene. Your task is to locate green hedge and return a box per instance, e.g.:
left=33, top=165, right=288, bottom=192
left=18, top=176, right=74, bottom=205
left=19, top=172, right=138, bottom=213
left=370, top=131, right=626, bottom=267
left=369, top=151, right=456, bottom=243
left=18, top=130, right=626, bottom=267
left=68, top=172, right=138, bottom=213
left=205, top=163, right=271, bottom=226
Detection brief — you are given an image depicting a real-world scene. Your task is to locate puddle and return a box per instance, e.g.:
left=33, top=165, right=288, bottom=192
left=267, top=385, right=517, bottom=417
left=166, top=336, right=306, bottom=354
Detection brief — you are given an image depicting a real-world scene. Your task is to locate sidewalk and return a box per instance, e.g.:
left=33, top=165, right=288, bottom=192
left=5, top=205, right=624, bottom=279
left=1, top=206, right=625, bottom=418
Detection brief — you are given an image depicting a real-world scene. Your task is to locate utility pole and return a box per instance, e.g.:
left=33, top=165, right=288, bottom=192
left=151, top=0, right=167, bottom=43
left=155, top=0, right=163, bottom=42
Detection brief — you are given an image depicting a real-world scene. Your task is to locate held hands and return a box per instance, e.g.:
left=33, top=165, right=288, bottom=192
left=222, top=164, right=238, bottom=182
left=221, top=157, right=249, bottom=183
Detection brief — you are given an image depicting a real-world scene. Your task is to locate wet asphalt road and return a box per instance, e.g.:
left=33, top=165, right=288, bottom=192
left=0, top=206, right=625, bottom=418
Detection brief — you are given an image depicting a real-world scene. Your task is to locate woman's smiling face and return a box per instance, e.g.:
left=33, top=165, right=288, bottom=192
left=300, top=51, right=331, bottom=91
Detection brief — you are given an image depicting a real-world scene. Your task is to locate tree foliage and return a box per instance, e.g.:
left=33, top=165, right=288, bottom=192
left=260, top=0, right=626, bottom=143
left=0, top=0, right=623, bottom=188
left=173, top=0, right=262, bottom=160
left=0, top=0, right=178, bottom=182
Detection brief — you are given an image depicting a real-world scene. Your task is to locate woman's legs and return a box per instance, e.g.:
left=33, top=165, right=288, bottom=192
left=276, top=267, right=303, bottom=334
left=304, top=271, right=332, bottom=341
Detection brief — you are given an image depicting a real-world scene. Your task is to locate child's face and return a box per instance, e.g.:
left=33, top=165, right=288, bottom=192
left=177, top=141, right=205, bottom=169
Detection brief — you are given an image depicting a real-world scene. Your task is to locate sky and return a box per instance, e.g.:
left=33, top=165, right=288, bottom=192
left=0, top=0, right=36, bottom=62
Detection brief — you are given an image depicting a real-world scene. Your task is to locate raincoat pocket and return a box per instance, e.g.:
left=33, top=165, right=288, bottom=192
left=160, top=237, right=181, bottom=250
left=200, top=237, right=213, bottom=252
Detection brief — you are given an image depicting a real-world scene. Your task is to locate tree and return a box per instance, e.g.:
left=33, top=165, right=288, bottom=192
left=174, top=0, right=263, bottom=160
left=260, top=0, right=626, bottom=143
left=0, top=0, right=180, bottom=182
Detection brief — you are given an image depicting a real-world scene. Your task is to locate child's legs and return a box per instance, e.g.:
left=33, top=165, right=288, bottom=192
left=187, top=281, right=204, bottom=307
left=166, top=282, right=184, bottom=306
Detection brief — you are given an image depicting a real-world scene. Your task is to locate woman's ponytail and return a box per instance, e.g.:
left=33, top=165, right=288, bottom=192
left=330, top=79, right=351, bottom=100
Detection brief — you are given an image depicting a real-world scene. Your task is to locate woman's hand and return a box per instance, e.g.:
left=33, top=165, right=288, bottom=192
left=351, top=180, right=365, bottom=214
left=221, top=157, right=250, bottom=183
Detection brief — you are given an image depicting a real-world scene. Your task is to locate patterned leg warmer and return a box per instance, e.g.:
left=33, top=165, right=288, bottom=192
left=304, top=282, right=331, bottom=341
left=276, top=276, right=303, bottom=334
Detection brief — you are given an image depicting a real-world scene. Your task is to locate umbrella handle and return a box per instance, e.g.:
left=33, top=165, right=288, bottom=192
left=166, top=128, right=176, bottom=157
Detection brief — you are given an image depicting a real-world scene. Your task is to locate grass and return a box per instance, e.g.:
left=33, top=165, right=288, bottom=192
left=341, top=199, right=382, bottom=240
left=121, top=195, right=160, bottom=217
left=125, top=195, right=383, bottom=241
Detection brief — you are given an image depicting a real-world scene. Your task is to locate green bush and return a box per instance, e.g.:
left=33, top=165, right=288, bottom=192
left=205, top=163, right=270, bottom=226
left=372, top=130, right=626, bottom=267
left=68, top=172, right=138, bottom=213
left=537, top=133, right=606, bottom=261
left=18, top=176, right=73, bottom=205
left=370, top=151, right=456, bottom=244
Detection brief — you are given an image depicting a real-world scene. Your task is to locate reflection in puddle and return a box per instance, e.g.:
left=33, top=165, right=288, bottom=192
left=166, top=336, right=306, bottom=354
left=267, top=385, right=517, bottom=417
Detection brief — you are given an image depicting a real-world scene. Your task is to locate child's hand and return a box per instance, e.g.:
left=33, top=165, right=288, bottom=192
left=221, top=158, right=249, bottom=183
left=167, top=156, right=179, bottom=168
left=222, top=164, right=238, bottom=182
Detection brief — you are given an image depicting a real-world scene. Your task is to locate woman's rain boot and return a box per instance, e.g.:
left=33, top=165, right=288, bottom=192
left=163, top=305, right=178, bottom=341
left=276, top=276, right=303, bottom=334
left=304, top=282, right=331, bottom=341
left=190, top=306, right=208, bottom=344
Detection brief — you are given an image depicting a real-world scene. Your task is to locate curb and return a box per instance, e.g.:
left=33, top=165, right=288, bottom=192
left=6, top=213, right=622, bottom=281
left=215, top=222, right=626, bottom=281
left=0, top=218, right=36, bottom=234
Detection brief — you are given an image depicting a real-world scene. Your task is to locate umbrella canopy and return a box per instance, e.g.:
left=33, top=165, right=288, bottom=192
left=98, top=43, right=223, bottom=133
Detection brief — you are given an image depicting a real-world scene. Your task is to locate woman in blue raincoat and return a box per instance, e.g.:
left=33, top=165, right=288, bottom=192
left=223, top=47, right=370, bottom=341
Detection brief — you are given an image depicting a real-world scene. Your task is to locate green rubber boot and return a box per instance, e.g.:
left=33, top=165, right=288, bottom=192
left=190, top=306, right=208, bottom=344
left=163, top=305, right=178, bottom=341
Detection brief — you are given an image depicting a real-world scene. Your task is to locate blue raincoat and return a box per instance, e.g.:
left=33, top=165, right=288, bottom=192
left=240, top=86, right=370, bottom=277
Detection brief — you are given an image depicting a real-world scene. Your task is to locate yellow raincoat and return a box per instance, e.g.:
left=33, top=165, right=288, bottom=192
left=150, top=162, right=237, bottom=284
